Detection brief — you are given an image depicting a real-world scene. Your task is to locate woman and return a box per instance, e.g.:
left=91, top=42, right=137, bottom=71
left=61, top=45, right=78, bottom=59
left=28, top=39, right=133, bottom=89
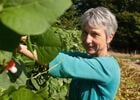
left=19, top=7, right=120, bottom=100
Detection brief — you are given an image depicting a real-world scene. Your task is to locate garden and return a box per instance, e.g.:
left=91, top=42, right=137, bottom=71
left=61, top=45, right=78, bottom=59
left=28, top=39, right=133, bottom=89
left=0, top=0, right=140, bottom=100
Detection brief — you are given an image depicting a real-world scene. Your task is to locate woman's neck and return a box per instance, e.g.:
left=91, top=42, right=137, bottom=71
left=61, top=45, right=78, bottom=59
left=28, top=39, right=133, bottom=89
left=96, top=48, right=110, bottom=56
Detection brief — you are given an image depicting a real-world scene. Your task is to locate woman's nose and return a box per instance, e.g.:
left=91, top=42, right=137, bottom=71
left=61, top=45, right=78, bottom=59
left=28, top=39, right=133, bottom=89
left=85, top=34, right=93, bottom=43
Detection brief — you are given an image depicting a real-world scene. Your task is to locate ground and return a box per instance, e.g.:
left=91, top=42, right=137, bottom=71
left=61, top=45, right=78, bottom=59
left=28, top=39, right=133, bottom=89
left=111, top=51, right=140, bottom=100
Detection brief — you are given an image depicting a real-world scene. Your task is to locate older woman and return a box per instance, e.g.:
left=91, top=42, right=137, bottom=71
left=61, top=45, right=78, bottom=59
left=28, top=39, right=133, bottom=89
left=19, top=7, right=120, bottom=100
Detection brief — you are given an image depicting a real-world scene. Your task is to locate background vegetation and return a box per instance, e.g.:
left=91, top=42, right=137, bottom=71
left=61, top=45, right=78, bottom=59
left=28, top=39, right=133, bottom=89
left=58, top=0, right=140, bottom=53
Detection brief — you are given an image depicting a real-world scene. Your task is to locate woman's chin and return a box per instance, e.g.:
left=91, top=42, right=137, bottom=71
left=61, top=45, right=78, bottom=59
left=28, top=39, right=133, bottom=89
left=86, top=50, right=96, bottom=55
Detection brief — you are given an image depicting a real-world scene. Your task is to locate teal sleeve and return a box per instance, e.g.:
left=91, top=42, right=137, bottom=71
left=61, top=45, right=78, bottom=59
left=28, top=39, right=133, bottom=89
left=48, top=52, right=119, bottom=83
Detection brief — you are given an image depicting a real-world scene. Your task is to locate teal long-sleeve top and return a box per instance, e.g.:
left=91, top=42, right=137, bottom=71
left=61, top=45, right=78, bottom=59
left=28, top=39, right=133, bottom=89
left=48, top=52, right=120, bottom=100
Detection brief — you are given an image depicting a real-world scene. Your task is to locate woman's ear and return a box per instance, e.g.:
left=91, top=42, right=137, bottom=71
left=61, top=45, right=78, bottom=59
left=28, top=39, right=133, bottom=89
left=107, top=32, right=115, bottom=43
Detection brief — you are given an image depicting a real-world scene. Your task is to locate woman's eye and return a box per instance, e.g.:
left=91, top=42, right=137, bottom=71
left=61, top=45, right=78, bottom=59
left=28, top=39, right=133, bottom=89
left=91, top=32, right=98, bottom=37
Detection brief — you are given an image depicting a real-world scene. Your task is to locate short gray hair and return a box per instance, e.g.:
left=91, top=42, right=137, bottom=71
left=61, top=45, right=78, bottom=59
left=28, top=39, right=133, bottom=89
left=81, top=7, right=118, bottom=36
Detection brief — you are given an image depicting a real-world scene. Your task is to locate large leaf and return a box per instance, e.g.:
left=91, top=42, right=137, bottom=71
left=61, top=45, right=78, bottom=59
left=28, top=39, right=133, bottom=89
left=10, top=87, right=43, bottom=100
left=0, top=86, right=17, bottom=100
left=0, top=86, right=43, bottom=100
left=30, top=27, right=63, bottom=64
left=30, top=27, right=83, bottom=65
left=0, top=0, right=72, bottom=35
left=36, top=47, right=61, bottom=65
left=0, top=50, right=12, bottom=66
left=0, top=62, right=27, bottom=90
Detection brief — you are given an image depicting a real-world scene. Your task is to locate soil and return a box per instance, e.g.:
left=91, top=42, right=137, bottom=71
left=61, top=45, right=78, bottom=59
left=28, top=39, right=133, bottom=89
left=110, top=51, right=140, bottom=70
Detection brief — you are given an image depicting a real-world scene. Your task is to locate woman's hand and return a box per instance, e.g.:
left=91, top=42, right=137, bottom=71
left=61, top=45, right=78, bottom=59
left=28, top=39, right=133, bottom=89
left=21, top=35, right=27, bottom=42
left=17, top=44, right=38, bottom=61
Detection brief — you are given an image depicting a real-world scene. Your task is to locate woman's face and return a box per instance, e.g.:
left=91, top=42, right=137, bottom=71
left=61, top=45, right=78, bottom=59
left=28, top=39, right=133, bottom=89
left=82, top=25, right=108, bottom=56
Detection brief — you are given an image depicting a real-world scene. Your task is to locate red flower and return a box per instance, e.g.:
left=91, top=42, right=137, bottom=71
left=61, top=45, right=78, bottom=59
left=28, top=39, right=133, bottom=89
left=5, top=59, right=17, bottom=73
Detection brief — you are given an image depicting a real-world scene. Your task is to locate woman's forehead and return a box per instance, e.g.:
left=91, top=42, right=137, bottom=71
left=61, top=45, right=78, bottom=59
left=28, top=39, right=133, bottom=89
left=82, top=23, right=105, bottom=31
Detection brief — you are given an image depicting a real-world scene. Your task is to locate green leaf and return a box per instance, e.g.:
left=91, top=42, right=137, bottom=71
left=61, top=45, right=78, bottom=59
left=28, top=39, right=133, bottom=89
left=0, top=95, right=10, bottom=100
left=31, top=27, right=63, bottom=64
left=1, top=86, right=16, bottom=97
left=10, top=87, right=43, bottom=100
left=31, top=77, right=40, bottom=90
left=36, top=88, right=49, bottom=99
left=7, top=60, right=27, bottom=85
left=0, top=70, right=27, bottom=90
left=36, top=47, right=61, bottom=65
left=45, top=77, right=70, bottom=100
left=1, top=0, right=72, bottom=35
left=0, top=50, right=12, bottom=66
left=0, top=72, right=12, bottom=89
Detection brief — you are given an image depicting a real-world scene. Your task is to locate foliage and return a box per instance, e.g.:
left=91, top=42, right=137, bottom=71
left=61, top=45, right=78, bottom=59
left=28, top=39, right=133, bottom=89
left=0, top=0, right=72, bottom=67
left=0, top=0, right=139, bottom=99
left=0, top=78, right=71, bottom=100
left=56, top=28, right=84, bottom=52
left=29, top=27, right=84, bottom=65
left=1, top=53, right=140, bottom=100
left=112, top=11, right=140, bottom=51
left=0, top=86, right=43, bottom=100
left=0, top=0, right=72, bottom=35
left=55, top=4, right=81, bottom=30
left=0, top=0, right=73, bottom=99
left=30, top=27, right=63, bottom=65
left=59, top=0, right=140, bottom=52
left=42, top=77, right=71, bottom=100
left=0, top=27, right=83, bottom=99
